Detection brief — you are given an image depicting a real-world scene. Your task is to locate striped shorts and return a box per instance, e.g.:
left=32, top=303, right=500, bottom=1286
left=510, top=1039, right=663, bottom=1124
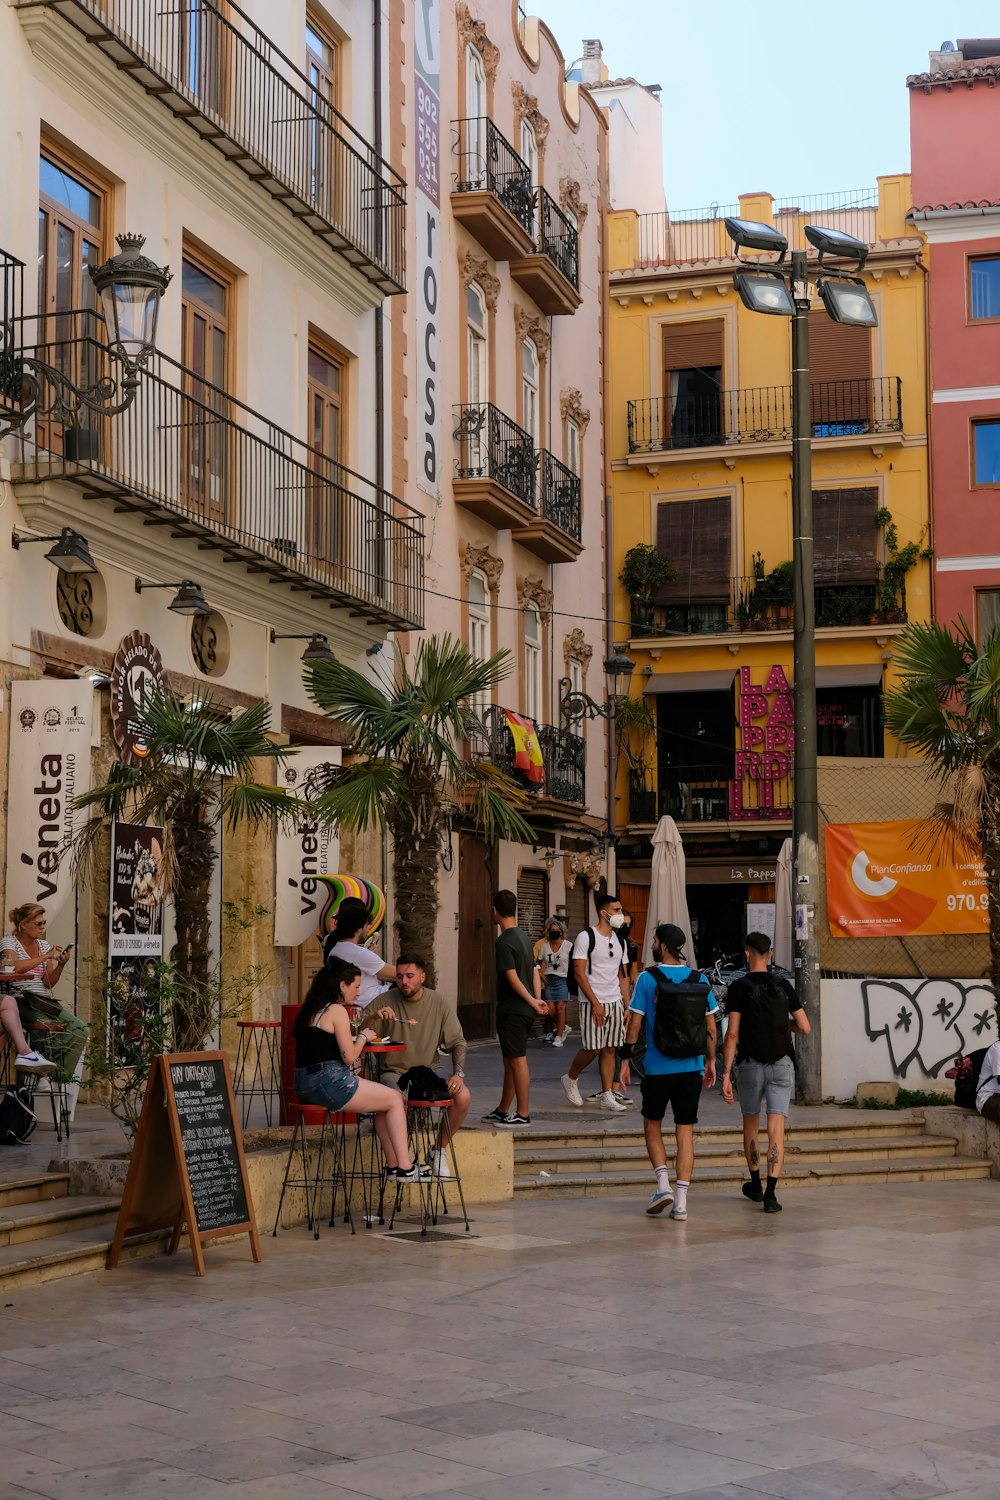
left=580, top=999, right=626, bottom=1051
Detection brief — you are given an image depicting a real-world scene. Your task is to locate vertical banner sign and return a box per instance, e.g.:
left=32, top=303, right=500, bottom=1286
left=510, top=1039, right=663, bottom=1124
left=414, top=0, right=441, bottom=500
left=108, top=822, right=165, bottom=1044
left=274, top=748, right=342, bottom=947
left=5, top=680, right=92, bottom=923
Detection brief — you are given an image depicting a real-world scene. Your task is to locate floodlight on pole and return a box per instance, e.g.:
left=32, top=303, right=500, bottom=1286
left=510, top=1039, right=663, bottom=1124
left=724, top=216, right=789, bottom=258
left=816, top=275, right=878, bottom=327
left=733, top=271, right=796, bottom=317
left=803, top=222, right=869, bottom=270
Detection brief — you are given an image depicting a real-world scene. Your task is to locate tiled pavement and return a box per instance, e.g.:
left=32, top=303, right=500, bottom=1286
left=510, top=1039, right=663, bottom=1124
left=3, top=1169, right=1000, bottom=1499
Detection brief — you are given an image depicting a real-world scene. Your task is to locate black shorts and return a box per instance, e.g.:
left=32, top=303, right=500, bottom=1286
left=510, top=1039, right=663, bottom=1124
left=640, top=1070, right=703, bottom=1126
left=496, top=1010, right=534, bottom=1059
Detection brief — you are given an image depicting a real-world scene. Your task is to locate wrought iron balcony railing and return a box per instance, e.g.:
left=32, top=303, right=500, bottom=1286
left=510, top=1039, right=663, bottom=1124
left=472, top=707, right=585, bottom=806
left=537, top=187, right=579, bottom=288
left=454, top=402, right=538, bottom=511
left=539, top=450, right=581, bottom=542
left=452, top=117, right=535, bottom=238
left=10, top=310, right=423, bottom=629
left=627, top=377, right=902, bottom=454
left=14, top=0, right=405, bottom=294
left=0, top=250, right=24, bottom=421
left=632, top=571, right=904, bottom=639
left=639, top=764, right=793, bottom=825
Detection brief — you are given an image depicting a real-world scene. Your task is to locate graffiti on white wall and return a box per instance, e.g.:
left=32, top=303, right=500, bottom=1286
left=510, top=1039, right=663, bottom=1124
left=861, top=979, right=997, bottom=1078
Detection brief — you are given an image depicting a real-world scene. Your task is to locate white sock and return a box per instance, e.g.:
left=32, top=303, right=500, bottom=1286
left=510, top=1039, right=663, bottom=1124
left=655, top=1166, right=671, bottom=1192
left=674, top=1180, right=689, bottom=1210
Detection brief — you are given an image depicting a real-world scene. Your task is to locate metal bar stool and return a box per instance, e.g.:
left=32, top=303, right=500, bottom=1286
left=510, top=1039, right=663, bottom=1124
left=389, top=1098, right=469, bottom=1236
left=233, top=1020, right=282, bottom=1127
left=311, top=1107, right=354, bottom=1238
left=21, top=1024, right=71, bottom=1141
left=272, top=1103, right=325, bottom=1236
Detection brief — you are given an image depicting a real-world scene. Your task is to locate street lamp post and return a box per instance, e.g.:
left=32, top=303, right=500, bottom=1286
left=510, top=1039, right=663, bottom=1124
left=725, top=217, right=878, bottom=1103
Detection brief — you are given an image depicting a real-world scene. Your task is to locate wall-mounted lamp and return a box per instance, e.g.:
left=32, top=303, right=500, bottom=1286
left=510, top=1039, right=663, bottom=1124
left=559, top=647, right=636, bottom=726
left=135, top=577, right=212, bottom=616
left=12, top=527, right=97, bottom=573
left=270, top=630, right=337, bottom=664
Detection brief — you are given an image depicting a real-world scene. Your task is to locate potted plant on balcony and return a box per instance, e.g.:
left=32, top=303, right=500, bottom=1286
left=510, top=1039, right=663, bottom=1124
left=615, top=694, right=657, bottom=823
left=620, top=543, right=674, bottom=636
left=64, top=420, right=100, bottom=462
left=876, top=508, right=932, bottom=624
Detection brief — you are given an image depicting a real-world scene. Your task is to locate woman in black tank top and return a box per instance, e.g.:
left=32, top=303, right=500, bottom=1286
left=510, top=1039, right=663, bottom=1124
left=293, top=960, right=428, bottom=1181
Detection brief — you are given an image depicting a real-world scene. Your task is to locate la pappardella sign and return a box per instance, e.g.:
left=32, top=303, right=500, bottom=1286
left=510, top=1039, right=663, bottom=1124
left=110, top=630, right=166, bottom=764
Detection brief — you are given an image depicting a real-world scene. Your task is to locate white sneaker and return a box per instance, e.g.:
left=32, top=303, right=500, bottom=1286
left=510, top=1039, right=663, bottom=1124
left=600, top=1090, right=627, bottom=1112
left=542, top=1031, right=555, bottom=1046
left=429, top=1150, right=452, bottom=1180
left=15, top=1051, right=57, bottom=1074
left=552, top=1033, right=565, bottom=1048
left=561, top=1073, right=584, bottom=1107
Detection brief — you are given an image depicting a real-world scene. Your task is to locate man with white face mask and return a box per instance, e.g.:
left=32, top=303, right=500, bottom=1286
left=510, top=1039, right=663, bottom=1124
left=561, top=892, right=631, bottom=1112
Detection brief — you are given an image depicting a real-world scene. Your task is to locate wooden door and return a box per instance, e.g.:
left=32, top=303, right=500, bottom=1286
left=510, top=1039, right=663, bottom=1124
left=457, top=834, right=496, bottom=1039
left=306, top=340, right=345, bottom=572
left=181, top=254, right=230, bottom=521
left=619, top=882, right=649, bottom=962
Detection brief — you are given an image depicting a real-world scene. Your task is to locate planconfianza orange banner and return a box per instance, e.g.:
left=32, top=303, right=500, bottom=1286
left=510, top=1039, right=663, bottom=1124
left=825, top=820, right=988, bottom=938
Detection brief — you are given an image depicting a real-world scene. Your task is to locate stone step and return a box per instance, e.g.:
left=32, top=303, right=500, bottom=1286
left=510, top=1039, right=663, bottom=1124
left=0, top=1173, right=71, bottom=1209
left=0, top=1193, right=121, bottom=1248
left=515, top=1115, right=933, bottom=1151
left=0, top=1226, right=173, bottom=1293
left=515, top=1155, right=992, bottom=1198
left=513, top=1134, right=960, bottom=1175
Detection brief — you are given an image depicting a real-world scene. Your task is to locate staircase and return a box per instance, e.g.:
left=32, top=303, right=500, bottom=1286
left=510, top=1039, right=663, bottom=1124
left=514, top=1113, right=992, bottom=1199
left=0, top=1171, right=169, bottom=1291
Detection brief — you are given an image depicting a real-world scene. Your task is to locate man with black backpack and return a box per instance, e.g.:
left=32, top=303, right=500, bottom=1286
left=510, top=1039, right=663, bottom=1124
left=618, top=923, right=718, bottom=1219
left=721, top=931, right=810, bottom=1214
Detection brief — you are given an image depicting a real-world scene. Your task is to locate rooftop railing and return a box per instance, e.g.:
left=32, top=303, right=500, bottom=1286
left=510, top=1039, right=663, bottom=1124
left=630, top=189, right=879, bottom=269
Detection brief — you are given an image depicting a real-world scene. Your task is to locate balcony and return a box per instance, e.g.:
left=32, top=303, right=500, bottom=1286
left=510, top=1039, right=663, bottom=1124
left=632, top=572, right=906, bottom=641
left=453, top=402, right=538, bottom=530
left=628, top=191, right=878, bottom=271
left=630, top=764, right=793, bottom=827
left=626, top=378, right=903, bottom=460
left=474, top=708, right=586, bottom=808
left=509, top=188, right=581, bottom=315
left=513, top=450, right=583, bottom=563
left=9, top=311, right=423, bottom=629
left=451, top=118, right=536, bottom=261
left=14, top=0, right=405, bottom=296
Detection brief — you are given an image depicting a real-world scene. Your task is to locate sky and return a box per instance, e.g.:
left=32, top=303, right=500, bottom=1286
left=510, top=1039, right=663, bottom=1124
left=535, top=2, right=1000, bottom=208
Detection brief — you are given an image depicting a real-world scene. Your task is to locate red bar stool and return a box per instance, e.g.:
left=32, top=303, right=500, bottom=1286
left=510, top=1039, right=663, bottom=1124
left=21, top=1024, right=71, bottom=1141
left=272, top=1102, right=352, bottom=1237
left=232, top=1019, right=282, bottom=1127
left=388, top=1097, right=469, bottom=1236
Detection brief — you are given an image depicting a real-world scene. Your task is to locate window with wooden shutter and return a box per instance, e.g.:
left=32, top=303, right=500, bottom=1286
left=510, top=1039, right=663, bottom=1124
left=809, top=312, right=872, bottom=429
left=661, top=320, right=725, bottom=448
left=516, top=869, right=548, bottom=944
left=655, top=497, right=732, bottom=603
left=813, top=487, right=878, bottom=583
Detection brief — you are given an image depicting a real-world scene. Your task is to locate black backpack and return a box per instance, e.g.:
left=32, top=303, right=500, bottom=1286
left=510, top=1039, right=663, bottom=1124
left=647, top=965, right=709, bottom=1059
left=946, top=1046, right=993, bottom=1111
left=567, top=928, right=627, bottom=997
left=0, top=1087, right=38, bottom=1145
left=750, top=974, right=795, bottom=1065
left=398, top=1066, right=450, bottom=1103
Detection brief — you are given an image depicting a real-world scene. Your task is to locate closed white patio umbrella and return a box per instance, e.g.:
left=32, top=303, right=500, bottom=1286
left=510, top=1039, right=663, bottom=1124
left=642, top=815, right=695, bottom=967
left=773, top=836, right=793, bottom=973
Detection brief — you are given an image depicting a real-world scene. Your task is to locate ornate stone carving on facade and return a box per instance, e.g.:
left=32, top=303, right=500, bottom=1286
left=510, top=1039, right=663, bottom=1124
left=563, top=627, right=593, bottom=669
left=511, top=81, right=550, bottom=157
left=517, top=575, right=553, bottom=619
left=461, top=539, right=504, bottom=593
left=458, top=246, right=500, bottom=312
left=513, top=304, right=551, bottom=359
left=455, top=3, right=499, bottom=81
left=559, top=177, right=589, bottom=225
left=565, top=851, right=602, bottom=890
left=559, top=388, right=591, bottom=437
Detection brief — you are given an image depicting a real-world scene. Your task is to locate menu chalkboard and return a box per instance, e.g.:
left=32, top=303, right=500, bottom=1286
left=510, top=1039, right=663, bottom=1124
left=108, top=1052, right=261, bottom=1276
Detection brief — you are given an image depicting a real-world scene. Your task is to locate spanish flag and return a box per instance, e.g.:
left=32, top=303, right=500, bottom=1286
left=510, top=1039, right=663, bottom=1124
left=503, top=709, right=545, bottom=784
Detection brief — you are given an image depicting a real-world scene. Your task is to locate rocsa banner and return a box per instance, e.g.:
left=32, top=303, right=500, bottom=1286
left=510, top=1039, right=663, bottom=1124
left=5, top=679, right=92, bottom=921
left=825, top=819, right=987, bottom=938
left=274, top=747, right=341, bottom=947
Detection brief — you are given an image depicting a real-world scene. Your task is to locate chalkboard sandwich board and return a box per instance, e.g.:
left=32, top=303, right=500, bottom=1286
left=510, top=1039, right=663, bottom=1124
left=108, top=1051, right=261, bottom=1276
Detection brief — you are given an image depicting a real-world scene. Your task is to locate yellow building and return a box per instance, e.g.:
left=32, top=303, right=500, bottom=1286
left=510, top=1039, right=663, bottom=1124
left=605, top=179, right=930, bottom=960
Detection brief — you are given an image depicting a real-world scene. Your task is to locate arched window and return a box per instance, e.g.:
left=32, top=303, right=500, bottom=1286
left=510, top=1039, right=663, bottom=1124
left=521, top=336, right=539, bottom=446
left=565, top=416, right=580, bottom=476
left=464, top=46, right=487, bottom=187
left=468, top=568, right=491, bottom=714
left=524, top=604, right=541, bottom=721
left=467, top=283, right=488, bottom=407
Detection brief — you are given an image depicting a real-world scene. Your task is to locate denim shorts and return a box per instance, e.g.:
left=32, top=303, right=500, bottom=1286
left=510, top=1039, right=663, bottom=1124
left=736, top=1055, right=795, bottom=1117
left=294, top=1060, right=360, bottom=1113
left=543, top=979, right=570, bottom=1002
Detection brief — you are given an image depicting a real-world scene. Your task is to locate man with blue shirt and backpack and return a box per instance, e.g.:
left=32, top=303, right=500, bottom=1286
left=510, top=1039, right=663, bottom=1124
left=618, top=922, right=718, bottom=1219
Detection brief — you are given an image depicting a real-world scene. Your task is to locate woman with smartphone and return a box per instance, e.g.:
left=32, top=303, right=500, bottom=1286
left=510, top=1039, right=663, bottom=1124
left=0, top=904, right=88, bottom=1082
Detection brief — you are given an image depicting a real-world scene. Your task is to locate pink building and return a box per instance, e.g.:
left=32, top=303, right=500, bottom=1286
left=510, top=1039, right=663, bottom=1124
left=909, top=40, right=1000, bottom=639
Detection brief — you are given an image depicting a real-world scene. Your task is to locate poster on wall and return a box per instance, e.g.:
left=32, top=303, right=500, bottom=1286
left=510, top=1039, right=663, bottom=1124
left=108, top=822, right=165, bottom=1045
left=825, top=819, right=988, bottom=938
left=5, top=679, right=92, bottom=925
left=746, top=902, right=776, bottom=946
left=414, top=0, right=441, bottom=501
left=274, top=748, right=341, bottom=947
left=109, top=631, right=166, bottom=765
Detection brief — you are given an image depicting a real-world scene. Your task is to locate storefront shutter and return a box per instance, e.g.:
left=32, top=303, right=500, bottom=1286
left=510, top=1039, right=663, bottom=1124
left=813, top=487, right=878, bottom=583
left=655, top=497, right=732, bottom=603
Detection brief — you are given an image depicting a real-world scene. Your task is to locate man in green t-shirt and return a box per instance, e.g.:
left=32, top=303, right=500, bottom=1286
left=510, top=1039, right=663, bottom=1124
left=482, top=889, right=546, bottom=1128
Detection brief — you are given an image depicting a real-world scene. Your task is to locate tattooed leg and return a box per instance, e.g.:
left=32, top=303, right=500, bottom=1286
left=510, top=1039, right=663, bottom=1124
left=766, top=1115, right=785, bottom=1181
left=743, top=1114, right=761, bottom=1172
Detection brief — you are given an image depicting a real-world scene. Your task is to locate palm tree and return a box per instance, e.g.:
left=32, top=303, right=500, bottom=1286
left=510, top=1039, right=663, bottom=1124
left=883, top=618, right=1000, bottom=987
left=304, top=634, right=536, bottom=982
left=76, top=691, right=300, bottom=1050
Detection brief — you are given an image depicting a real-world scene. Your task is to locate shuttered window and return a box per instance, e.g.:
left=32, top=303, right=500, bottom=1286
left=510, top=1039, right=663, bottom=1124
left=813, top=487, right=878, bottom=583
left=656, top=497, right=732, bottom=603
left=810, top=312, right=872, bottom=428
left=662, top=318, right=725, bottom=372
left=516, top=869, right=548, bottom=944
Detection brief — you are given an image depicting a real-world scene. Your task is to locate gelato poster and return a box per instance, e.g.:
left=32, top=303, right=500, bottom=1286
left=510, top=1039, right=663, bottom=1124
left=110, top=822, right=165, bottom=957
